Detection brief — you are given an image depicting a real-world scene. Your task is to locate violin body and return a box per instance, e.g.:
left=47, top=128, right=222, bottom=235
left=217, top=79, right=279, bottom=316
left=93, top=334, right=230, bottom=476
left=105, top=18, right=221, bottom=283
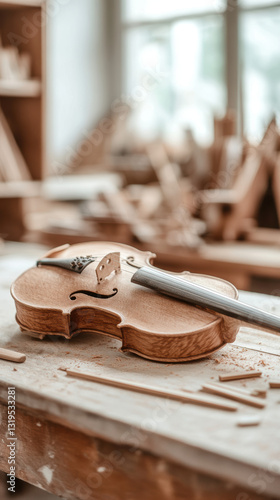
left=11, top=241, right=240, bottom=362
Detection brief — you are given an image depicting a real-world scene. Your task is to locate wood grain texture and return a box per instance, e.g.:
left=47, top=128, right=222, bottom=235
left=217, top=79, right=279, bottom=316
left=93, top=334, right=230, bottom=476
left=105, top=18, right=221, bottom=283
left=0, top=403, right=273, bottom=500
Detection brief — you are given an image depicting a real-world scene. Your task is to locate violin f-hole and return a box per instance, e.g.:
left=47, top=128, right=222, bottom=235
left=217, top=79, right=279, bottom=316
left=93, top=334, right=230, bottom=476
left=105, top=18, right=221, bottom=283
left=70, top=288, right=118, bottom=301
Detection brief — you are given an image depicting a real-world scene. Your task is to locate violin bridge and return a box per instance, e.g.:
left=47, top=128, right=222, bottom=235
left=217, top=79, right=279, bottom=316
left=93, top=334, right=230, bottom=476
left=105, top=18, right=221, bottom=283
left=96, top=252, right=121, bottom=285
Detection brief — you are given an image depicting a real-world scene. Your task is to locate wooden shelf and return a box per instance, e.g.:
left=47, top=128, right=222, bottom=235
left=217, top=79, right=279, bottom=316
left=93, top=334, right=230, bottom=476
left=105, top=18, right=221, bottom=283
left=0, top=0, right=45, bottom=240
left=0, top=79, right=41, bottom=97
left=0, top=180, right=41, bottom=198
left=0, top=0, right=44, bottom=181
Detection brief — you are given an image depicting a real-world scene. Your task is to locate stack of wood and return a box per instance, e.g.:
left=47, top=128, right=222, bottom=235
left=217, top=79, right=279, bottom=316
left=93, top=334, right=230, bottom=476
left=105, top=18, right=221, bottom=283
left=25, top=108, right=280, bottom=249
left=198, top=116, right=280, bottom=242
left=0, top=108, right=31, bottom=182
left=78, top=142, right=206, bottom=249
left=0, top=36, right=31, bottom=81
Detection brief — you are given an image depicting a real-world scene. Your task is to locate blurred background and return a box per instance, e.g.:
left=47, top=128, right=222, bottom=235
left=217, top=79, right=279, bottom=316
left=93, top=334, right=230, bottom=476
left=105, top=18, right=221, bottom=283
left=1, top=1, right=280, bottom=498
left=1, top=0, right=280, bottom=287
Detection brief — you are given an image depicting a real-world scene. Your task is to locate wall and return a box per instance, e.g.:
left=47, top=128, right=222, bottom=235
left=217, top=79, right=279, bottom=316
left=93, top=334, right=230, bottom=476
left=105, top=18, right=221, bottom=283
left=46, top=0, right=110, bottom=173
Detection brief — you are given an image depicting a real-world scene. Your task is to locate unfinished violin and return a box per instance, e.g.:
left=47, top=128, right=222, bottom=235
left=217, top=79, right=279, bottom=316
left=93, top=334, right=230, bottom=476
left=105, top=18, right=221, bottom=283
left=11, top=242, right=280, bottom=362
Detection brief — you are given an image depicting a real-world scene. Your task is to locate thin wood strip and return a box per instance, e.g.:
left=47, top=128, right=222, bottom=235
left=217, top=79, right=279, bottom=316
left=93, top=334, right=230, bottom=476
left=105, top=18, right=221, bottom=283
left=0, top=347, right=26, bottom=363
left=211, top=382, right=267, bottom=399
left=269, top=380, right=280, bottom=388
left=201, top=384, right=266, bottom=409
left=212, top=382, right=251, bottom=395
left=219, top=370, right=262, bottom=382
left=66, top=369, right=238, bottom=412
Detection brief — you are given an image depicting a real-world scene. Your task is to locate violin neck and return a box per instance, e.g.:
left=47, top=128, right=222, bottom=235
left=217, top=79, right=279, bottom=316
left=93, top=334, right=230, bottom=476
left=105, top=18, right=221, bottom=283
left=131, top=267, right=280, bottom=336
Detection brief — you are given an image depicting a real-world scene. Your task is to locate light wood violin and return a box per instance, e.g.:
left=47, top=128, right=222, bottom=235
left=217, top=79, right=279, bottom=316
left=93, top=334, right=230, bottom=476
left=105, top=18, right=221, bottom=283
left=11, top=242, right=280, bottom=362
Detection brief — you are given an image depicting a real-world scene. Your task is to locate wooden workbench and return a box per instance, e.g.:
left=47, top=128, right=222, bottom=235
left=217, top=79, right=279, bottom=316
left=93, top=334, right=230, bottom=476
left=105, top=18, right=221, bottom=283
left=152, top=241, right=280, bottom=291
left=0, top=242, right=280, bottom=500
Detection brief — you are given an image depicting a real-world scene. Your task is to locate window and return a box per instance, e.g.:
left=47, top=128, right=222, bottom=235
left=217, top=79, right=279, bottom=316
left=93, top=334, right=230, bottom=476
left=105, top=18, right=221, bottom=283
left=240, top=4, right=280, bottom=140
left=122, top=0, right=224, bottom=21
left=121, top=0, right=280, bottom=144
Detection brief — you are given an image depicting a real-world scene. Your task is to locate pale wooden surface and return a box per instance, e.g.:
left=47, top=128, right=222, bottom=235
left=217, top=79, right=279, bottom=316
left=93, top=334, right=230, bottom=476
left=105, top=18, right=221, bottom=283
left=0, top=242, right=280, bottom=499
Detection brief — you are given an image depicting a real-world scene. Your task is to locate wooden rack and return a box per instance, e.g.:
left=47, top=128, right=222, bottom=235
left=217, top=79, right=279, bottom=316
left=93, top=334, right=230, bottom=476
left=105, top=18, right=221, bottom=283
left=0, top=0, right=45, bottom=239
left=0, top=79, right=41, bottom=97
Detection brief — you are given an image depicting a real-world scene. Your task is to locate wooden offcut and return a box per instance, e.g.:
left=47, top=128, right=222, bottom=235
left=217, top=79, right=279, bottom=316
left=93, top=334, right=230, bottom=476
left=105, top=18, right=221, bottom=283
left=210, top=382, right=267, bottom=399
left=219, top=370, right=262, bottom=382
left=269, top=380, right=280, bottom=389
left=201, top=383, right=266, bottom=409
left=0, top=347, right=26, bottom=363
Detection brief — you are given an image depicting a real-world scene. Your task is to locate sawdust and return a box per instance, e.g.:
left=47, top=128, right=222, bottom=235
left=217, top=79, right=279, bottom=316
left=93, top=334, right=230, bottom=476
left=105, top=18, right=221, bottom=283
left=257, top=360, right=268, bottom=367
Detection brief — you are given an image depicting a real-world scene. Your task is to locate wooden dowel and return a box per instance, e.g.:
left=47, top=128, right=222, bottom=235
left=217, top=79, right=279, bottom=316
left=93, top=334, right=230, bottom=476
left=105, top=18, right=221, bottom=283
left=219, top=370, right=262, bottom=382
left=201, top=384, right=266, bottom=409
left=66, top=369, right=238, bottom=412
left=0, top=347, right=26, bottom=363
left=269, top=380, right=280, bottom=388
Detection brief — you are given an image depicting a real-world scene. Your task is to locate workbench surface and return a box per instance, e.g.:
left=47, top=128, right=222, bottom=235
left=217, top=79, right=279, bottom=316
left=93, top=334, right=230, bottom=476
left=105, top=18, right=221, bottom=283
left=0, top=243, right=280, bottom=500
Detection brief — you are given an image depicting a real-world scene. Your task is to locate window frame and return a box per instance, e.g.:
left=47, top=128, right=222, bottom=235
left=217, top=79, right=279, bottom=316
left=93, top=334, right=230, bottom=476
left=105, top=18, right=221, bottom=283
left=112, top=0, right=280, bottom=136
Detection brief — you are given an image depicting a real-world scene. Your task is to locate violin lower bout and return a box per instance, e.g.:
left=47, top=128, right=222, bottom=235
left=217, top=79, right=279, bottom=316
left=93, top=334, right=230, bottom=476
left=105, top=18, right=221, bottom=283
left=15, top=301, right=240, bottom=362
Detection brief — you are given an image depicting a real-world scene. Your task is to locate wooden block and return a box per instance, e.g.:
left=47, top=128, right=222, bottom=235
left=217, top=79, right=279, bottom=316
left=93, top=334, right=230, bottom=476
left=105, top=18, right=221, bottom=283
left=0, top=347, right=26, bottom=363
left=201, top=384, right=266, bottom=409
left=66, top=369, right=238, bottom=412
left=269, top=380, right=280, bottom=389
left=219, top=370, right=262, bottom=382
left=237, top=415, right=261, bottom=427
